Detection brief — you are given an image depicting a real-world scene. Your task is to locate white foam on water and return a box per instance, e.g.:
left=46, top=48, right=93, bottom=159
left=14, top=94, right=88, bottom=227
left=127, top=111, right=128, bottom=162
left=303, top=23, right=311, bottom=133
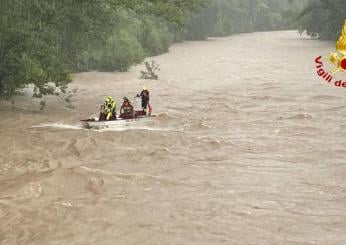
left=99, top=125, right=176, bottom=132
left=31, top=122, right=175, bottom=132
left=31, top=123, right=84, bottom=130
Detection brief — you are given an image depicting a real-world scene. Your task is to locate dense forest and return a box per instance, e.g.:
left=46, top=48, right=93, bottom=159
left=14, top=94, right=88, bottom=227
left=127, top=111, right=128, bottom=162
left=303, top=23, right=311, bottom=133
left=296, top=0, right=346, bottom=40
left=184, top=0, right=307, bottom=40
left=0, top=0, right=305, bottom=100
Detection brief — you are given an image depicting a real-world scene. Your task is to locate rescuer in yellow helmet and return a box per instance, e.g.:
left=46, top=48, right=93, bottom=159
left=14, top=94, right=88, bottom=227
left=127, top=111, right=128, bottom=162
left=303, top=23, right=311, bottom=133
left=103, top=96, right=116, bottom=120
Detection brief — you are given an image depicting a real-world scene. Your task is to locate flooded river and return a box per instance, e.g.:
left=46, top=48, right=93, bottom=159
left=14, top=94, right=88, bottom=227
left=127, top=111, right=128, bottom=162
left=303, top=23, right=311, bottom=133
left=0, top=31, right=346, bottom=245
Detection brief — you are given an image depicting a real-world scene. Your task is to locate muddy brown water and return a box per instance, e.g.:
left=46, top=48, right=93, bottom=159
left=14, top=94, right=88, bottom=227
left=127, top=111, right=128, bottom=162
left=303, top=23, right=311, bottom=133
left=0, top=31, right=346, bottom=245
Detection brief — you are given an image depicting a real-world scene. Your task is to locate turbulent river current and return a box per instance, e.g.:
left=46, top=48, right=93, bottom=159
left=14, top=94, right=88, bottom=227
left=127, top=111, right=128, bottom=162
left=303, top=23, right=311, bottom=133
left=0, top=31, right=346, bottom=245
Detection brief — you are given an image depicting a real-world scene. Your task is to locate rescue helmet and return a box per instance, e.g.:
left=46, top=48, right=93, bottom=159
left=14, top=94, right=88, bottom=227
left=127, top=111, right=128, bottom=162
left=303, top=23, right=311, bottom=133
left=105, top=96, right=111, bottom=103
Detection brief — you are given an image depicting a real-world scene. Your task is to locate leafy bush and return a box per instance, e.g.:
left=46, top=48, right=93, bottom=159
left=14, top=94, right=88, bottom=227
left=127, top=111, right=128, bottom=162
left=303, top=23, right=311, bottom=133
left=96, top=31, right=145, bottom=72
left=297, top=0, right=345, bottom=40
left=0, top=30, right=70, bottom=99
left=138, top=18, right=173, bottom=56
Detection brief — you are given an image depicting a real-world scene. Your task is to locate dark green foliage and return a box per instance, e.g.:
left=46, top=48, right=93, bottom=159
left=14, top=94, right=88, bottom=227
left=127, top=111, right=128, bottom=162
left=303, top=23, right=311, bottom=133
left=0, top=0, right=306, bottom=101
left=184, top=0, right=306, bottom=39
left=138, top=18, right=173, bottom=56
left=0, top=0, right=206, bottom=100
left=95, top=31, right=145, bottom=72
left=296, top=0, right=345, bottom=40
left=184, top=4, right=218, bottom=40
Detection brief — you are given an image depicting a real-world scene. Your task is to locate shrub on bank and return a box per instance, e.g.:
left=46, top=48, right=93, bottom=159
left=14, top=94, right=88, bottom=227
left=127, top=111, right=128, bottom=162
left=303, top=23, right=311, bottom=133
left=96, top=31, right=145, bottom=72
left=138, top=18, right=173, bottom=56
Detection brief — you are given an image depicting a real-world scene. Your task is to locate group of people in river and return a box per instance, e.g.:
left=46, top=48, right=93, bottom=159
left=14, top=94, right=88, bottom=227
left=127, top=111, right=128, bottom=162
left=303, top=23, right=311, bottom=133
left=100, top=87, right=151, bottom=121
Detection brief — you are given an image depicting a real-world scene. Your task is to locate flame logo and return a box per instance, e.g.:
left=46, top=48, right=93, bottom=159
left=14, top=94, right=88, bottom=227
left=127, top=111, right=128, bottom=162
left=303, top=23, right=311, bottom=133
left=336, top=20, right=346, bottom=56
left=329, top=20, right=346, bottom=73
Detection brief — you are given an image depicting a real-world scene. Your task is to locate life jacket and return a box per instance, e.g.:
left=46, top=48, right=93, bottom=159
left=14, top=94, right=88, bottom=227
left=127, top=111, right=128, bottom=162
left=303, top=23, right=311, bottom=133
left=122, top=101, right=133, bottom=114
left=104, top=97, right=116, bottom=120
left=141, top=90, right=149, bottom=101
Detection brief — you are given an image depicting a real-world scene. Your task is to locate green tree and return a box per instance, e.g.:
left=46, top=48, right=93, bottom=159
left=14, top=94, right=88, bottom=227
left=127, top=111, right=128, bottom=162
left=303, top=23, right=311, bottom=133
left=297, top=0, right=345, bottom=40
left=184, top=0, right=304, bottom=40
left=96, top=31, right=145, bottom=72
left=0, top=0, right=207, bottom=100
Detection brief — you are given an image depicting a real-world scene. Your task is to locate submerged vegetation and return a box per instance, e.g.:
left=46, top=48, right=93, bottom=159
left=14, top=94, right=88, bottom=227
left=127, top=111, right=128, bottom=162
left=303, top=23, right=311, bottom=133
left=0, top=0, right=306, bottom=100
left=140, top=60, right=160, bottom=80
left=296, top=0, right=346, bottom=40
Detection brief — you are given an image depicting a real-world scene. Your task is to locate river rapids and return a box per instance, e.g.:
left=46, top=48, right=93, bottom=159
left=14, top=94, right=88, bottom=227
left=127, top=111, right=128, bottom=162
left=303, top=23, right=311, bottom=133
left=0, top=31, right=345, bottom=245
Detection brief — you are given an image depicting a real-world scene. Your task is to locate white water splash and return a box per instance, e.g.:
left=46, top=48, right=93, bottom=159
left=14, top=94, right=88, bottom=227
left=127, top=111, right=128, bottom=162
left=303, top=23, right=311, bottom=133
left=31, top=123, right=85, bottom=130
left=99, top=125, right=176, bottom=132
left=32, top=122, right=175, bottom=132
